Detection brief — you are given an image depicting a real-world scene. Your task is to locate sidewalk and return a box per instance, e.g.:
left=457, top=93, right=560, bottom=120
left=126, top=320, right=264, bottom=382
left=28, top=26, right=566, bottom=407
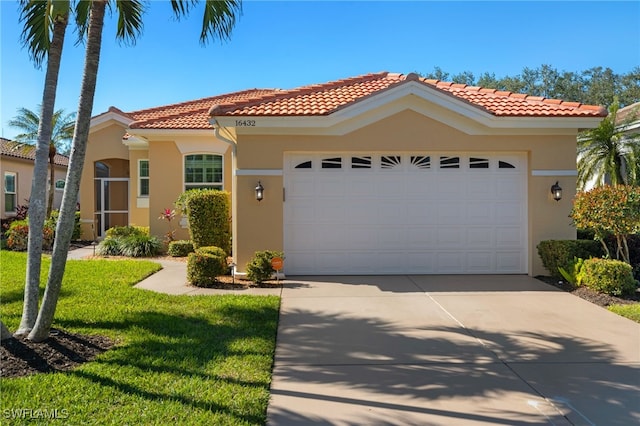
left=65, top=245, right=281, bottom=296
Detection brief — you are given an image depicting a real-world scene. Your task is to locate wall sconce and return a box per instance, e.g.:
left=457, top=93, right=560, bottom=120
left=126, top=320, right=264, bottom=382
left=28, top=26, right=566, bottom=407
left=550, top=181, right=562, bottom=201
left=255, top=181, right=264, bottom=202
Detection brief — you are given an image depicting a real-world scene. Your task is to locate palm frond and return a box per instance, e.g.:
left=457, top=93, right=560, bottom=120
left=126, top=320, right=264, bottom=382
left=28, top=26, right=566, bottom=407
left=200, top=0, right=242, bottom=44
left=114, top=0, right=146, bottom=45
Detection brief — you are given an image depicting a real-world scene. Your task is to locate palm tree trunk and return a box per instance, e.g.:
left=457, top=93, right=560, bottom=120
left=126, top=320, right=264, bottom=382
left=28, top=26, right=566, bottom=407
left=47, top=144, right=56, bottom=217
left=15, top=14, right=68, bottom=336
left=29, top=0, right=106, bottom=342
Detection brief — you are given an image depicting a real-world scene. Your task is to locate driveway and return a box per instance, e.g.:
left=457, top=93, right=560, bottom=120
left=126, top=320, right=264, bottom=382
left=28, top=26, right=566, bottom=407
left=267, top=275, right=640, bottom=425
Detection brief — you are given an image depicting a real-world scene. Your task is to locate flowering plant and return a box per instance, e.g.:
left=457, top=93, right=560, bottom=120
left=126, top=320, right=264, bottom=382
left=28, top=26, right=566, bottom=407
left=158, top=208, right=176, bottom=242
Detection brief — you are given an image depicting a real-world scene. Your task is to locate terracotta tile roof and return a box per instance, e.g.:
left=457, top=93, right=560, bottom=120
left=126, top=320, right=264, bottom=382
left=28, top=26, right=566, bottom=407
left=126, top=89, right=282, bottom=130
left=108, top=72, right=606, bottom=132
left=0, top=138, right=69, bottom=167
left=209, top=72, right=608, bottom=118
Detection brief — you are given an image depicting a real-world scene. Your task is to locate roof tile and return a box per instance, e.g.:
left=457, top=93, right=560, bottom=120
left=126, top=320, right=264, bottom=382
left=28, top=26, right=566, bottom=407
left=106, top=72, right=607, bottom=131
left=1, top=138, right=69, bottom=166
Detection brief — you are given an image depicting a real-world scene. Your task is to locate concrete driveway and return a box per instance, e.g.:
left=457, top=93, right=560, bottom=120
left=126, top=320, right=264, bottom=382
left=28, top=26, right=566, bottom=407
left=267, top=275, right=640, bottom=425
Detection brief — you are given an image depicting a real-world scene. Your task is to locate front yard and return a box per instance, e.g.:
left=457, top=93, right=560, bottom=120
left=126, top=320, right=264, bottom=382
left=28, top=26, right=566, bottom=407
left=0, top=251, right=280, bottom=425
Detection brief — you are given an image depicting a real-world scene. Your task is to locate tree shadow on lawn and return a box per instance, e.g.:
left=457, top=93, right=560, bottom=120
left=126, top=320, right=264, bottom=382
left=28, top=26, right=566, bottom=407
left=56, top=303, right=279, bottom=424
left=269, top=308, right=640, bottom=425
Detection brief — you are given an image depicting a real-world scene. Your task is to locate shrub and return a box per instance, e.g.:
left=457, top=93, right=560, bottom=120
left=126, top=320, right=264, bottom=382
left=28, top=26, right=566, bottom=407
left=581, top=258, right=638, bottom=297
left=46, top=210, right=81, bottom=241
left=97, top=226, right=160, bottom=257
left=167, top=240, right=195, bottom=257
left=187, top=246, right=228, bottom=287
left=5, top=219, right=54, bottom=251
left=537, top=240, right=603, bottom=278
left=106, top=225, right=149, bottom=238
left=96, top=237, right=121, bottom=256
left=118, top=235, right=162, bottom=257
left=246, top=250, right=284, bottom=284
left=557, top=257, right=586, bottom=286
left=186, top=190, right=231, bottom=254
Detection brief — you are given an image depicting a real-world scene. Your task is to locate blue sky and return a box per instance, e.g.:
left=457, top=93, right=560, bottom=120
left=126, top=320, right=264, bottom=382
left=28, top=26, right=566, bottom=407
left=1, top=1, right=639, bottom=140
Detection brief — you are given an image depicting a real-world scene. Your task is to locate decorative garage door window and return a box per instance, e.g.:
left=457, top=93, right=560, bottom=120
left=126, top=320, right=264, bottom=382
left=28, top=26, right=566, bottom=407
left=284, top=152, right=527, bottom=275
left=290, top=154, right=520, bottom=171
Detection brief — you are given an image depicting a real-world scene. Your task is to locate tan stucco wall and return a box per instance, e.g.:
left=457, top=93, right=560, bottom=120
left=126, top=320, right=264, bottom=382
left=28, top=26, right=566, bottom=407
left=80, top=123, right=129, bottom=239
left=231, top=109, right=580, bottom=276
left=1, top=156, right=67, bottom=218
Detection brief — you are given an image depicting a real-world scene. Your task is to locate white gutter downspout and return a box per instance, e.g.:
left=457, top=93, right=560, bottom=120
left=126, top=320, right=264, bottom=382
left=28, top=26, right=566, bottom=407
left=211, top=118, right=239, bottom=273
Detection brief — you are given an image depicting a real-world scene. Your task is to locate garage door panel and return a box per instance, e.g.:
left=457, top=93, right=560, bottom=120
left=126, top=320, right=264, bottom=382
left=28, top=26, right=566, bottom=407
left=437, top=252, right=465, bottom=274
left=466, top=227, right=494, bottom=247
left=284, top=153, right=527, bottom=275
left=437, top=202, right=465, bottom=224
left=467, top=252, right=495, bottom=273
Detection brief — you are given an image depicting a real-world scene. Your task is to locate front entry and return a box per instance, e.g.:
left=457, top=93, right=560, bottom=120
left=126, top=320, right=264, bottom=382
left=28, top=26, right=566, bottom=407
left=94, top=160, right=129, bottom=237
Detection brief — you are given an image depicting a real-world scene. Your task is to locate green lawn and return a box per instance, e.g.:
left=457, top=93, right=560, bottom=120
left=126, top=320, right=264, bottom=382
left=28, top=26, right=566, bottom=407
left=0, top=251, right=280, bottom=425
left=609, top=303, right=640, bottom=323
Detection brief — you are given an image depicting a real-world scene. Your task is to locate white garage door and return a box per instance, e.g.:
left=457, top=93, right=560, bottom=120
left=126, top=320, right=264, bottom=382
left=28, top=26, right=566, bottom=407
left=283, top=153, right=527, bottom=275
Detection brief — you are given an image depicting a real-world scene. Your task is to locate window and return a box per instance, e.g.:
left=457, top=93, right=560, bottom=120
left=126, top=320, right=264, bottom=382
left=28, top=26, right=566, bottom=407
left=321, top=157, right=342, bottom=169
left=184, top=154, right=223, bottom=190
left=4, top=172, right=16, bottom=213
left=55, top=179, right=65, bottom=190
left=138, top=159, right=149, bottom=197
left=440, top=156, right=460, bottom=169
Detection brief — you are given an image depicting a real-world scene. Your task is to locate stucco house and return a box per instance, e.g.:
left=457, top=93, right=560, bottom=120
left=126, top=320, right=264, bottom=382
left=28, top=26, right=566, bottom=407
left=1, top=137, right=69, bottom=219
left=82, top=72, right=606, bottom=276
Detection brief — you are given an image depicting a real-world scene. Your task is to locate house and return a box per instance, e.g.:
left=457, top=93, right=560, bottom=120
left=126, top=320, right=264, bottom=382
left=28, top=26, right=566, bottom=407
left=1, top=138, right=69, bottom=218
left=616, top=101, right=640, bottom=137
left=81, top=72, right=606, bottom=276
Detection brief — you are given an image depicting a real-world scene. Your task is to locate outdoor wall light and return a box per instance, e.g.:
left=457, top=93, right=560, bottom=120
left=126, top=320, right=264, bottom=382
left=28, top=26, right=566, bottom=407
left=551, top=181, right=562, bottom=201
left=255, top=181, right=264, bottom=202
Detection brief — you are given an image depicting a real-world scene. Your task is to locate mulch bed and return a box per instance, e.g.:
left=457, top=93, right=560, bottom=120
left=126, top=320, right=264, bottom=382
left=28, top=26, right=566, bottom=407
left=1, top=329, right=114, bottom=379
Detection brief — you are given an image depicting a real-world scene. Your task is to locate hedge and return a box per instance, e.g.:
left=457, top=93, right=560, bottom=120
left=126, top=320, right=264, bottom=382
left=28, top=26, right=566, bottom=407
left=185, top=190, right=231, bottom=254
left=537, top=240, right=603, bottom=278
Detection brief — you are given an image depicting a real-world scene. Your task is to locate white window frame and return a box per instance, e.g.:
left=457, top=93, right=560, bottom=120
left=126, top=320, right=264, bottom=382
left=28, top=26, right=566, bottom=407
left=4, top=172, right=17, bottom=214
left=183, top=153, right=223, bottom=191
left=138, top=159, right=150, bottom=197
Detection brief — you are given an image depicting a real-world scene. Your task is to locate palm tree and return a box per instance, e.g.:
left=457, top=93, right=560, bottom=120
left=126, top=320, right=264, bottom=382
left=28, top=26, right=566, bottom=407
left=577, top=98, right=640, bottom=189
left=8, top=107, right=75, bottom=216
left=13, top=0, right=70, bottom=336
left=28, top=0, right=242, bottom=342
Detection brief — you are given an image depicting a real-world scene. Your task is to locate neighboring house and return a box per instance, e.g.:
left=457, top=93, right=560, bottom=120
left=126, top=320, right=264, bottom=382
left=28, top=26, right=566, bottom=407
left=1, top=137, right=69, bottom=219
left=82, top=72, right=606, bottom=276
left=616, top=101, right=640, bottom=137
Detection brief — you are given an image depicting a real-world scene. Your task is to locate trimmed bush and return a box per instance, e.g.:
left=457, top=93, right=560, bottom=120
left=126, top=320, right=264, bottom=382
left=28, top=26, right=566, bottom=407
left=5, top=219, right=54, bottom=251
left=537, top=240, right=603, bottom=278
left=246, top=250, right=284, bottom=284
left=106, top=225, right=149, bottom=238
left=581, top=258, right=638, bottom=297
left=187, top=246, right=228, bottom=287
left=185, top=190, right=231, bottom=254
left=167, top=240, right=195, bottom=257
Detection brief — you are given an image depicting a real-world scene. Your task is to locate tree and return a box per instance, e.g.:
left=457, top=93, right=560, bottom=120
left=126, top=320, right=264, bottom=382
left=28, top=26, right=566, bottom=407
left=14, top=0, right=70, bottom=336
left=8, top=107, right=75, bottom=216
left=571, top=185, right=640, bottom=264
left=27, top=0, right=242, bottom=342
left=577, top=98, right=640, bottom=189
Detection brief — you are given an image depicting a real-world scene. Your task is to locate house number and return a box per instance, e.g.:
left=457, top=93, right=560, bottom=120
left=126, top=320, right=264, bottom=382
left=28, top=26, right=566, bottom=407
left=235, top=120, right=256, bottom=127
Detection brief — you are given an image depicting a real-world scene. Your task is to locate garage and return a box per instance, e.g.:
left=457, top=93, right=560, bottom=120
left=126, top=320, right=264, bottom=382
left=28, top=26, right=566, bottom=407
left=283, top=152, right=528, bottom=275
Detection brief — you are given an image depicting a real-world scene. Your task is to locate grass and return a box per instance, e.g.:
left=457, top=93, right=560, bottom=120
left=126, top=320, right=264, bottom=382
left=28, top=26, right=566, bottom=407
left=0, top=251, right=280, bottom=425
left=608, top=303, right=640, bottom=323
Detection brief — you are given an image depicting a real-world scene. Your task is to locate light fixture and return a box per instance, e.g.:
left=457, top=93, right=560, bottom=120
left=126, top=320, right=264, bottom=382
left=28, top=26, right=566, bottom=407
left=255, top=181, right=264, bottom=202
left=551, top=181, right=562, bottom=201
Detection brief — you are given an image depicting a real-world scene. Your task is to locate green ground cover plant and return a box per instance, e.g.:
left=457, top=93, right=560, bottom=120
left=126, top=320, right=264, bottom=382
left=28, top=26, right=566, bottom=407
left=1, top=251, right=280, bottom=425
left=608, top=304, right=640, bottom=322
